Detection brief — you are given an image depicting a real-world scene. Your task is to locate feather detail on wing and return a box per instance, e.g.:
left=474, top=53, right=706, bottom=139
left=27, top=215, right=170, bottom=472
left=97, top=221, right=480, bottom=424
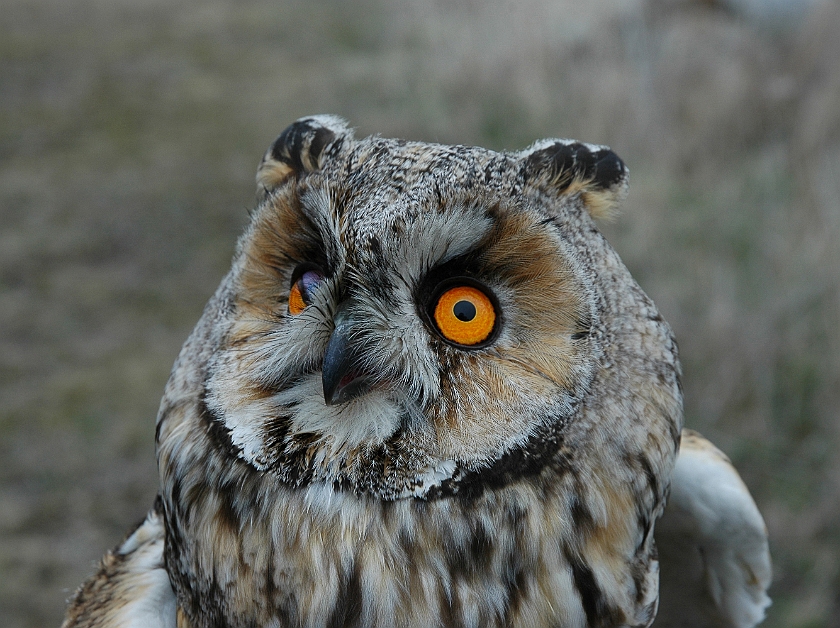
left=654, top=429, right=772, bottom=628
left=62, top=499, right=177, bottom=628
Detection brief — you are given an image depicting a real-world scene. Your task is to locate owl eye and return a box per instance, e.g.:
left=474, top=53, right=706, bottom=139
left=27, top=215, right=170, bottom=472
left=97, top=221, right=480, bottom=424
left=288, top=267, right=325, bottom=315
left=432, top=282, right=498, bottom=347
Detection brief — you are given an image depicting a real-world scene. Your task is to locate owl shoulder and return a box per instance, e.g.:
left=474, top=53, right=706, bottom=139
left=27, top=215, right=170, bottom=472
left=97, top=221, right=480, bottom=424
left=62, top=499, right=177, bottom=628
left=654, top=429, right=772, bottom=627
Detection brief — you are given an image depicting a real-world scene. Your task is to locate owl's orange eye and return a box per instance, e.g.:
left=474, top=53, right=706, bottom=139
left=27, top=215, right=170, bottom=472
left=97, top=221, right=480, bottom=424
left=433, top=284, right=497, bottom=346
left=288, top=268, right=324, bottom=315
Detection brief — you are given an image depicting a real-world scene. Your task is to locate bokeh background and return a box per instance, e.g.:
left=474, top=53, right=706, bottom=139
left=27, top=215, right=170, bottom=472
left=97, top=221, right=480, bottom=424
left=2, top=0, right=839, bottom=625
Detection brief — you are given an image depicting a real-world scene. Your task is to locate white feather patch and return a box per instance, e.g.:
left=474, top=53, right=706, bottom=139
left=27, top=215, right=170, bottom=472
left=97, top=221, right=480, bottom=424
left=111, top=511, right=177, bottom=628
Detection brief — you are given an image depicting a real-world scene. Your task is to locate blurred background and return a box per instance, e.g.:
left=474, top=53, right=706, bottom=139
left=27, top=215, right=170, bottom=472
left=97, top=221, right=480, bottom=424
left=1, top=0, right=838, bottom=625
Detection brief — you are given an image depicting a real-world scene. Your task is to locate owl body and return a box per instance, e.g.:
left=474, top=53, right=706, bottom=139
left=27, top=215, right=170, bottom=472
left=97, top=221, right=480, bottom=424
left=65, top=116, right=714, bottom=627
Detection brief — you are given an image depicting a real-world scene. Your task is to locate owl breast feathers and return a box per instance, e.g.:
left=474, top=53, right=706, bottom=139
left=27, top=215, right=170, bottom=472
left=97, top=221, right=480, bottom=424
left=62, top=116, right=770, bottom=628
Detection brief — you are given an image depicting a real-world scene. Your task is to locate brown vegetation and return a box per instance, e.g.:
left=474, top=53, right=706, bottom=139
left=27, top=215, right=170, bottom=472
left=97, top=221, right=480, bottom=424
left=1, top=0, right=838, bottom=625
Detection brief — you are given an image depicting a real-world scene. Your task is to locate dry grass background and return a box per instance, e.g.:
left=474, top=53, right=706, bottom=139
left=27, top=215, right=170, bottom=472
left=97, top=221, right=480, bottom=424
left=1, top=0, right=839, bottom=625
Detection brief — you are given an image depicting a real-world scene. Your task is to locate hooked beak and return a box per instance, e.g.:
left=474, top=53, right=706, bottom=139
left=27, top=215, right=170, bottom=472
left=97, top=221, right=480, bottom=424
left=321, top=304, right=374, bottom=406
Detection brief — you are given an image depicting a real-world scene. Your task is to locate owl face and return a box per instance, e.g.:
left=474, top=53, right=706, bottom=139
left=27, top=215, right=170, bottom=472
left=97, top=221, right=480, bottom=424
left=201, top=116, right=629, bottom=499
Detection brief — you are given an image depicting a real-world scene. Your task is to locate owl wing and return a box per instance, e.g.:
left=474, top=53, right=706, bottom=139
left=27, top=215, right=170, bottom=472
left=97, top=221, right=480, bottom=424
left=653, top=429, right=772, bottom=628
left=62, top=498, right=177, bottom=628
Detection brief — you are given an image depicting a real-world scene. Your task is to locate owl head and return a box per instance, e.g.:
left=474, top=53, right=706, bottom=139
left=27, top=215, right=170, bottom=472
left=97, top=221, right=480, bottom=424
left=197, top=115, right=632, bottom=500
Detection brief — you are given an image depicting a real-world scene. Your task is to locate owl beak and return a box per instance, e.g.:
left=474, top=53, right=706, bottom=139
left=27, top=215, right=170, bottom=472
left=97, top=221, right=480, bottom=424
left=322, top=306, right=374, bottom=406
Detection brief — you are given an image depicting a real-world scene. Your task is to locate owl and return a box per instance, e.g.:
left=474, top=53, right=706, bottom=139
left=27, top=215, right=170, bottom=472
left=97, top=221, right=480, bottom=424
left=62, top=116, right=770, bottom=628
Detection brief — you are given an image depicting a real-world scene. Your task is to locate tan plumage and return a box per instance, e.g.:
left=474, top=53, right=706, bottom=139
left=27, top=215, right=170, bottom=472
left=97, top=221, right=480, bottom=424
left=62, top=116, right=769, bottom=627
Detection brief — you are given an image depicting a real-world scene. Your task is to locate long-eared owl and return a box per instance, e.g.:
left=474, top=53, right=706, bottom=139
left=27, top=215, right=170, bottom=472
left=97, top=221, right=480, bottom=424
left=62, top=116, right=770, bottom=628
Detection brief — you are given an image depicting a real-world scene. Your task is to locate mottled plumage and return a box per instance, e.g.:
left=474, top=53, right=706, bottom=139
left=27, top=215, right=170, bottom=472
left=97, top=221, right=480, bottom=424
left=62, top=116, right=769, bottom=627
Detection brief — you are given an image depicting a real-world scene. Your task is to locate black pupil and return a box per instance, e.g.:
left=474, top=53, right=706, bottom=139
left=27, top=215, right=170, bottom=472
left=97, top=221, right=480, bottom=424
left=453, top=300, right=477, bottom=322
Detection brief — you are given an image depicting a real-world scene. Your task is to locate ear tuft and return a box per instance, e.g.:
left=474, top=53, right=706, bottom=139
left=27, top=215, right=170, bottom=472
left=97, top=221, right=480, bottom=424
left=521, top=139, right=629, bottom=220
left=256, top=115, right=352, bottom=195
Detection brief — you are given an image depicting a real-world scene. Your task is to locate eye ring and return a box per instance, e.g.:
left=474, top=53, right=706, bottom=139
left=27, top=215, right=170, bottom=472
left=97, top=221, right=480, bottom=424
left=428, top=278, right=499, bottom=348
left=288, top=264, right=325, bottom=315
